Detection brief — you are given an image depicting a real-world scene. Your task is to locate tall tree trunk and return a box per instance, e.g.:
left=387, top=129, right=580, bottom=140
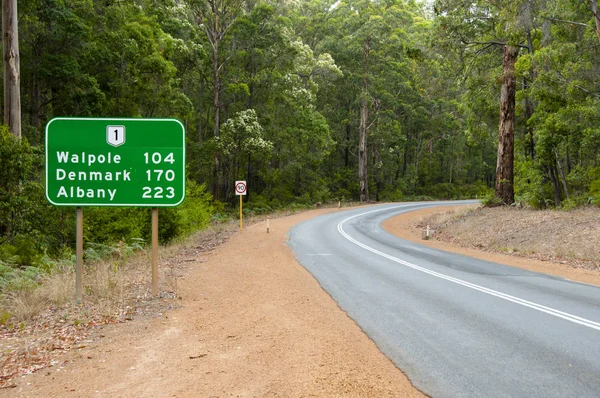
left=548, top=165, right=561, bottom=207
left=554, top=148, right=570, bottom=200
left=212, top=23, right=221, bottom=199
left=359, top=99, right=368, bottom=202
left=524, top=31, right=536, bottom=160
left=197, top=84, right=204, bottom=143
left=592, top=0, right=600, bottom=42
left=3, top=0, right=21, bottom=139
left=523, top=77, right=535, bottom=160
left=358, top=38, right=371, bottom=203
left=195, top=0, right=241, bottom=200
left=213, top=154, right=220, bottom=199
left=213, top=51, right=220, bottom=138
left=495, top=45, right=518, bottom=205
left=402, top=127, right=411, bottom=177
left=344, top=123, right=351, bottom=168
left=246, top=153, right=252, bottom=202
left=32, top=74, right=42, bottom=142
left=374, top=146, right=382, bottom=202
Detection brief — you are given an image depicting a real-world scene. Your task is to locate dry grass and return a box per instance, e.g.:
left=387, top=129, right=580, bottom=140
left=3, top=290, right=48, bottom=323
left=38, top=267, right=76, bottom=306
left=417, top=205, right=476, bottom=230
left=0, top=205, right=330, bottom=327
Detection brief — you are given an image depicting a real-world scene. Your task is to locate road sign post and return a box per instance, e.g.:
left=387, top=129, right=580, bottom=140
left=76, top=207, right=83, bottom=303
left=45, top=118, right=186, bottom=300
left=235, top=181, right=247, bottom=231
left=152, top=208, right=159, bottom=296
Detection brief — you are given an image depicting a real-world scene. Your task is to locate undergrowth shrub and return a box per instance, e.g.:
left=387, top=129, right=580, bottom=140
left=514, top=160, right=547, bottom=208
left=173, top=180, right=215, bottom=237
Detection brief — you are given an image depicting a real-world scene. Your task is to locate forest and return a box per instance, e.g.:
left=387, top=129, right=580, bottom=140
left=1, top=0, right=600, bottom=274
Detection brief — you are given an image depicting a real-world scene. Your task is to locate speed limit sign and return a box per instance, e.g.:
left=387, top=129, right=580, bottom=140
left=235, top=181, right=247, bottom=196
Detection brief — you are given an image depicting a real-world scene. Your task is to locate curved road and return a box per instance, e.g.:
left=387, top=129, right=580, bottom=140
left=288, top=202, right=600, bottom=397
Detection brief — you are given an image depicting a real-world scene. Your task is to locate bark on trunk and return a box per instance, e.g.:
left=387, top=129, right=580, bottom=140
left=32, top=74, right=42, bottom=142
left=592, top=0, right=600, bottom=42
left=359, top=100, right=368, bottom=202
left=212, top=39, right=221, bottom=199
left=3, top=0, right=21, bottom=139
left=548, top=165, right=561, bottom=207
left=246, top=153, right=251, bottom=202
left=402, top=130, right=410, bottom=177
left=495, top=45, right=518, bottom=205
left=555, top=148, right=570, bottom=200
left=197, top=84, right=204, bottom=143
left=524, top=31, right=536, bottom=160
left=213, top=155, right=220, bottom=200
left=358, top=38, right=371, bottom=203
left=213, top=45, right=220, bottom=138
left=524, top=79, right=535, bottom=160
left=344, top=123, right=351, bottom=168
left=374, top=146, right=382, bottom=202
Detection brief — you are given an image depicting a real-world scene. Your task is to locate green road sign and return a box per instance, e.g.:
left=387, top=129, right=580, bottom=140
left=46, top=118, right=186, bottom=207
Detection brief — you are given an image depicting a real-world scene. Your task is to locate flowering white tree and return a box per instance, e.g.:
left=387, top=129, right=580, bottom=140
left=218, top=109, right=273, bottom=198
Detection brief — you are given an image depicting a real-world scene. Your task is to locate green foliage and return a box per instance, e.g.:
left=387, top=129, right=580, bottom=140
left=482, top=193, right=504, bottom=208
left=0, top=236, right=41, bottom=268
left=176, top=181, right=215, bottom=236
left=4, top=0, right=600, bottom=298
left=84, top=208, right=148, bottom=245
left=0, top=128, right=42, bottom=237
left=83, top=181, right=214, bottom=245
left=246, top=195, right=274, bottom=215
left=0, top=261, right=42, bottom=293
left=514, top=160, right=548, bottom=208
left=589, top=167, right=600, bottom=206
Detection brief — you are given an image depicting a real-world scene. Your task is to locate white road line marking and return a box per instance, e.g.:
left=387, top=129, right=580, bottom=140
left=337, top=206, right=600, bottom=332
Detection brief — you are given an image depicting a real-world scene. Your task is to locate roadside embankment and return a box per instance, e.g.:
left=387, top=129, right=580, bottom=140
left=383, top=205, right=600, bottom=286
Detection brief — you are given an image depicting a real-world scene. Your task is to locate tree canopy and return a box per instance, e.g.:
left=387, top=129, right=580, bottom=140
left=2, top=0, right=600, bottom=261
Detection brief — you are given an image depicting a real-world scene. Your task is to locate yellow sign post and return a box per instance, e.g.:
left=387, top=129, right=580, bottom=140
left=235, top=181, right=247, bottom=231
left=239, top=195, right=243, bottom=231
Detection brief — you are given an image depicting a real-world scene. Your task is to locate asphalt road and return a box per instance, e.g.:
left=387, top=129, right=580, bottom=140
left=288, top=202, right=600, bottom=397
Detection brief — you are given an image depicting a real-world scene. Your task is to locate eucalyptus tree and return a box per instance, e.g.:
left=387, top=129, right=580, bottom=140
left=19, top=0, right=99, bottom=142
left=434, top=0, right=548, bottom=204
left=189, top=0, right=243, bottom=139
left=2, top=0, right=21, bottom=139
left=218, top=109, right=272, bottom=199
left=520, top=0, right=600, bottom=206
left=312, top=0, right=426, bottom=202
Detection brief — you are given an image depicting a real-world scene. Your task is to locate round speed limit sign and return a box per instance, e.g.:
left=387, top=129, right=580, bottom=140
left=235, top=180, right=247, bottom=195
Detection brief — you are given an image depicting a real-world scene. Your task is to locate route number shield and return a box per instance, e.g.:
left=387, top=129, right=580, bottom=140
left=107, top=125, right=125, bottom=147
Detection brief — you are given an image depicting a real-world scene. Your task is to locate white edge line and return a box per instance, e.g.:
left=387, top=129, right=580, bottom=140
left=337, top=205, right=600, bottom=332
